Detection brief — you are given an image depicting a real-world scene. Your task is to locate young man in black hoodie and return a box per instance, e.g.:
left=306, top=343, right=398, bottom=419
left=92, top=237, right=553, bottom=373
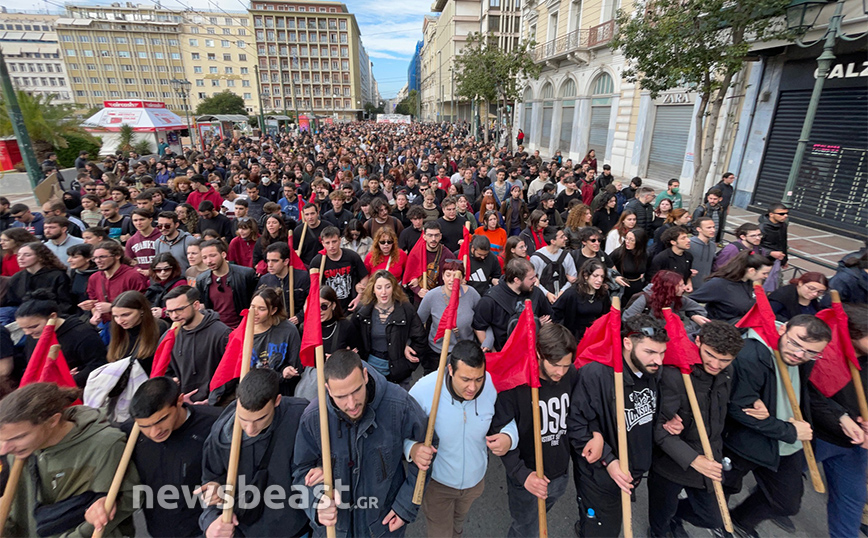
left=164, top=286, right=231, bottom=403
left=108, top=377, right=221, bottom=537
left=648, top=322, right=745, bottom=538
left=489, top=323, right=578, bottom=537
left=569, top=314, right=668, bottom=538
left=200, top=368, right=311, bottom=538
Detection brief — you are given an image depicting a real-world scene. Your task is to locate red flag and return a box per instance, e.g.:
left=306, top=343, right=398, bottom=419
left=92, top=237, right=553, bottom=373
left=486, top=301, right=540, bottom=392
left=38, top=350, right=77, bottom=389
left=809, top=303, right=860, bottom=398
left=21, top=320, right=59, bottom=386
left=299, top=190, right=317, bottom=213
left=209, top=309, right=251, bottom=391
left=433, top=278, right=461, bottom=342
left=575, top=306, right=622, bottom=372
left=402, top=234, right=428, bottom=286
left=662, top=308, right=700, bottom=374
left=287, top=237, right=307, bottom=270
left=458, top=225, right=472, bottom=277
left=735, top=284, right=779, bottom=351
left=151, top=325, right=178, bottom=378
left=299, top=270, right=322, bottom=368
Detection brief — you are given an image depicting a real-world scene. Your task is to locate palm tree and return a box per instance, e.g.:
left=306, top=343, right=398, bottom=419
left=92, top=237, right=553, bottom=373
left=0, top=90, right=97, bottom=161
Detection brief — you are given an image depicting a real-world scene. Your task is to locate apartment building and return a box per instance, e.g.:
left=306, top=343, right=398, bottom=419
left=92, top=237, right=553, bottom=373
left=0, top=12, right=73, bottom=104
left=419, top=0, right=522, bottom=122
left=179, top=11, right=260, bottom=115
left=248, top=0, right=373, bottom=120
left=56, top=4, right=187, bottom=111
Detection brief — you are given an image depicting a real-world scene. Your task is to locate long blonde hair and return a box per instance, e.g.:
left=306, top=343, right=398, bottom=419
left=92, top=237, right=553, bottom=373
left=359, top=270, right=408, bottom=306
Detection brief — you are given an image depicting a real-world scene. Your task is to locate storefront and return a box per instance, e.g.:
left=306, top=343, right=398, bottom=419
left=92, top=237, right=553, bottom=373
left=753, top=52, right=868, bottom=235
left=645, top=91, right=694, bottom=180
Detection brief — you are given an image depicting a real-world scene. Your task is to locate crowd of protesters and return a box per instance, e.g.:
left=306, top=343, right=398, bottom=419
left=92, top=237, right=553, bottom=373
left=0, top=120, right=865, bottom=538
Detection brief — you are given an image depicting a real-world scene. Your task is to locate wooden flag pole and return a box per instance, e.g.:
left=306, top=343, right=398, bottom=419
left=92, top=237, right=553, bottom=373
left=0, top=456, right=24, bottom=533
left=94, top=322, right=183, bottom=538
left=530, top=380, right=548, bottom=538
left=611, top=296, right=632, bottom=538
left=319, top=251, right=327, bottom=276
left=288, top=230, right=295, bottom=319
left=830, top=290, right=868, bottom=421
left=462, top=222, right=470, bottom=283
left=681, top=373, right=733, bottom=533
left=296, top=222, right=308, bottom=258
left=221, top=311, right=257, bottom=523
left=773, top=350, right=824, bottom=493
left=310, top=269, right=337, bottom=538
left=412, top=328, right=453, bottom=505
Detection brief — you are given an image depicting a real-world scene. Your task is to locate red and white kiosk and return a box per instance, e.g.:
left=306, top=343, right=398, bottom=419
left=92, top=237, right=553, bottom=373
left=82, top=100, right=187, bottom=155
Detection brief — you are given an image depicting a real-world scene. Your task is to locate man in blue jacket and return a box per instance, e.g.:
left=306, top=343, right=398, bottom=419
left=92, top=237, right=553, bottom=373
left=407, top=340, right=519, bottom=538
left=293, top=350, right=429, bottom=537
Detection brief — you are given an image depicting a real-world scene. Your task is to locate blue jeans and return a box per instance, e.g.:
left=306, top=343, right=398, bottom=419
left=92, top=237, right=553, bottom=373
left=505, top=472, right=568, bottom=538
left=815, top=437, right=868, bottom=538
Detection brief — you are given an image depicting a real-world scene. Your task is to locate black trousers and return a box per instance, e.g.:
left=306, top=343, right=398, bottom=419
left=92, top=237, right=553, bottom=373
left=723, top=449, right=806, bottom=531
left=574, top=457, right=632, bottom=538
left=647, top=469, right=723, bottom=536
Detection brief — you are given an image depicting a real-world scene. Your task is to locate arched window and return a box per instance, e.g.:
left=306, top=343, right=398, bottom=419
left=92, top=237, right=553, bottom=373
left=588, top=72, right=614, bottom=161
left=541, top=82, right=554, bottom=149
left=559, top=78, right=577, bottom=152
left=522, top=86, right=533, bottom=137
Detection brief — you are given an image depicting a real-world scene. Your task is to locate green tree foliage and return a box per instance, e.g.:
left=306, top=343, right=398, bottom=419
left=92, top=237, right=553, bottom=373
left=611, top=0, right=792, bottom=203
left=395, top=90, right=418, bottom=117
left=0, top=90, right=97, bottom=161
left=195, top=91, right=248, bottom=116
left=364, top=102, right=385, bottom=118
left=454, top=32, right=540, bottom=148
left=55, top=134, right=101, bottom=168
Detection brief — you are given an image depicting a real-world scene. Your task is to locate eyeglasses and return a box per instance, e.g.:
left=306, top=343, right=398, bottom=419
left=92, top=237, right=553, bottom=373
left=773, top=212, right=789, bottom=216
left=379, top=240, right=394, bottom=245
left=165, top=303, right=193, bottom=315
left=157, top=223, right=174, bottom=229
left=785, top=336, right=823, bottom=360
left=320, top=302, right=332, bottom=311
left=586, top=238, right=600, bottom=243
left=154, top=267, right=173, bottom=273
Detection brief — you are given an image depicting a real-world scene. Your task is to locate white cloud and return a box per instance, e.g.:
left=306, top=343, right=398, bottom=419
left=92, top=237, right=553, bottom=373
left=368, top=50, right=406, bottom=60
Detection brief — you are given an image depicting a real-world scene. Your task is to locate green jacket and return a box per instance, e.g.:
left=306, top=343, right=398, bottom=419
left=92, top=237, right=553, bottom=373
left=5, top=406, right=139, bottom=538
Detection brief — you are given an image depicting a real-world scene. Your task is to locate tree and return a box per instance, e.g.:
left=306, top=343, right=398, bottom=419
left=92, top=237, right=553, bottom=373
left=611, top=0, right=792, bottom=204
left=0, top=90, right=97, bottom=161
left=195, top=91, right=248, bottom=116
left=454, top=32, right=540, bottom=149
left=395, top=90, right=418, bottom=117
left=364, top=102, right=385, bottom=118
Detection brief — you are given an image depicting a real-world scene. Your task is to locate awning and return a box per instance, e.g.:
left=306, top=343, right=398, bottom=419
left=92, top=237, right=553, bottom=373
left=196, top=114, right=250, bottom=123
left=82, top=106, right=187, bottom=133
left=266, top=115, right=292, bottom=121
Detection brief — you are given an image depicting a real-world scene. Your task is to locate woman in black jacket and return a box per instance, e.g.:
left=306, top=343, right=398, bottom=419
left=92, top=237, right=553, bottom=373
left=689, top=251, right=773, bottom=323
left=352, top=270, right=427, bottom=388
left=1, top=242, right=75, bottom=320
left=144, top=252, right=187, bottom=319
left=768, top=272, right=828, bottom=322
left=553, top=258, right=611, bottom=341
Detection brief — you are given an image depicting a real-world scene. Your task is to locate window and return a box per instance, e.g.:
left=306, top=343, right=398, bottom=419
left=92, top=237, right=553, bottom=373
left=75, top=90, right=86, bottom=97
left=109, top=91, right=120, bottom=97
left=151, top=38, right=162, bottom=45
left=189, top=38, right=199, bottom=46
left=157, top=66, right=168, bottom=72
left=162, top=92, right=171, bottom=98
left=171, top=52, right=180, bottom=59
left=160, top=78, right=169, bottom=84
left=207, top=27, right=216, bottom=34
left=209, top=66, right=218, bottom=74
left=100, top=50, right=112, bottom=57
left=122, top=64, right=133, bottom=71
left=143, top=78, right=153, bottom=84
left=72, top=76, right=83, bottom=83
left=155, top=52, right=164, bottom=59
left=97, top=36, right=108, bottom=43
left=242, top=80, right=250, bottom=87
left=225, top=18, right=234, bottom=25
left=118, top=51, right=130, bottom=58
left=93, top=90, right=103, bottom=97
left=339, top=20, right=346, bottom=30
left=138, top=51, right=148, bottom=58
left=196, top=79, right=204, bottom=86
left=238, top=28, right=247, bottom=36
left=223, top=54, right=232, bottom=61
left=192, top=53, right=200, bottom=60
left=237, top=40, right=246, bottom=48
left=222, top=40, right=230, bottom=47
left=78, top=36, right=90, bottom=42
left=207, top=53, right=216, bottom=60
left=124, top=78, right=135, bottom=84
left=227, top=80, right=235, bottom=87
left=239, top=55, right=247, bottom=62
left=141, top=65, right=150, bottom=72
left=225, top=67, right=234, bottom=74
left=168, top=39, right=179, bottom=46
left=173, top=66, right=183, bottom=73
left=145, top=91, right=156, bottom=97
left=190, top=27, right=199, bottom=34
left=211, top=80, right=220, bottom=87
left=67, top=63, right=78, bottom=70
left=89, top=77, right=99, bottom=83
left=126, top=91, right=140, bottom=97
left=244, top=92, right=251, bottom=99
left=205, top=39, right=214, bottom=47
left=61, top=35, right=73, bottom=42
left=134, top=38, right=145, bottom=45
left=83, top=50, right=94, bottom=57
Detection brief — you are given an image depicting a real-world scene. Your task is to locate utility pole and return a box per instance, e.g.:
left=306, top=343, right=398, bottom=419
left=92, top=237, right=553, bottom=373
left=1, top=47, right=43, bottom=191
left=291, top=55, right=300, bottom=130
left=253, top=65, right=266, bottom=138
left=437, top=50, right=442, bottom=122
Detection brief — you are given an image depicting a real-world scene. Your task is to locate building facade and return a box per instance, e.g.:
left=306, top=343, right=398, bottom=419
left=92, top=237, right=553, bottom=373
left=419, top=0, right=522, bottom=122
left=408, top=40, right=422, bottom=93
left=0, top=12, right=73, bottom=104
left=179, top=11, right=260, bottom=115
left=248, top=0, right=372, bottom=121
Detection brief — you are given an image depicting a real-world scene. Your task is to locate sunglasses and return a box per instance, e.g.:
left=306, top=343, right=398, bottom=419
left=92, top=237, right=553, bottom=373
left=379, top=240, right=393, bottom=245
left=157, top=223, right=174, bottom=229
left=215, top=276, right=225, bottom=293
left=154, top=267, right=173, bottom=273
left=320, top=302, right=332, bottom=311
left=586, top=238, right=600, bottom=243
left=774, top=212, right=789, bottom=216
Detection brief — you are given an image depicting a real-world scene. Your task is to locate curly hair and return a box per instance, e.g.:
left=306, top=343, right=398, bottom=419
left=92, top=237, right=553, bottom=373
left=576, top=258, right=608, bottom=300
left=649, top=270, right=684, bottom=318
left=369, top=227, right=399, bottom=268
left=1, top=228, right=38, bottom=251
left=565, top=204, right=591, bottom=230
left=19, top=242, right=66, bottom=272
left=697, top=321, right=745, bottom=358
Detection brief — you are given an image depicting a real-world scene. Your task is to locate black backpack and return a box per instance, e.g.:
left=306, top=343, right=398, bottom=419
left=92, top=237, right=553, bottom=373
left=533, top=249, right=570, bottom=294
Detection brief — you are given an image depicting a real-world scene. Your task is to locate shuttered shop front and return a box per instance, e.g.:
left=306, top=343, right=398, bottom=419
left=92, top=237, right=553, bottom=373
left=646, top=104, right=693, bottom=180
left=754, top=54, right=868, bottom=236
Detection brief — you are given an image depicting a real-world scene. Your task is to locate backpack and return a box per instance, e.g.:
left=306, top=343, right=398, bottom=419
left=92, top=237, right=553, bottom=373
left=533, top=249, right=569, bottom=295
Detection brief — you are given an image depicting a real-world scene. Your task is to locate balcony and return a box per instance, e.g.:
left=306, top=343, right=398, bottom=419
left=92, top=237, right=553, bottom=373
left=531, top=21, right=615, bottom=67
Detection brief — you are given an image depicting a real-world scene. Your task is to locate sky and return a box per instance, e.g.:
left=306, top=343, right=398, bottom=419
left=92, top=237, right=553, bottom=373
left=1, top=0, right=431, bottom=98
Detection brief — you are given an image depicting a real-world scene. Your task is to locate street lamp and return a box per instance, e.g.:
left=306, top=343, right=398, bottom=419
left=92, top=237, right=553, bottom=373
left=170, top=79, right=195, bottom=149
left=781, top=0, right=867, bottom=204
left=332, top=93, right=338, bottom=123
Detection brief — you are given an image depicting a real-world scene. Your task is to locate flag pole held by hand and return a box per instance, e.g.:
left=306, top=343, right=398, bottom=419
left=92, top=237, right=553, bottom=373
left=310, top=269, right=337, bottom=538
left=611, top=296, right=632, bottom=538
left=222, top=311, right=256, bottom=523
left=0, top=456, right=25, bottom=533
left=412, top=329, right=451, bottom=505
left=830, top=290, right=868, bottom=421
left=531, top=363, right=548, bottom=538
left=288, top=230, right=296, bottom=318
